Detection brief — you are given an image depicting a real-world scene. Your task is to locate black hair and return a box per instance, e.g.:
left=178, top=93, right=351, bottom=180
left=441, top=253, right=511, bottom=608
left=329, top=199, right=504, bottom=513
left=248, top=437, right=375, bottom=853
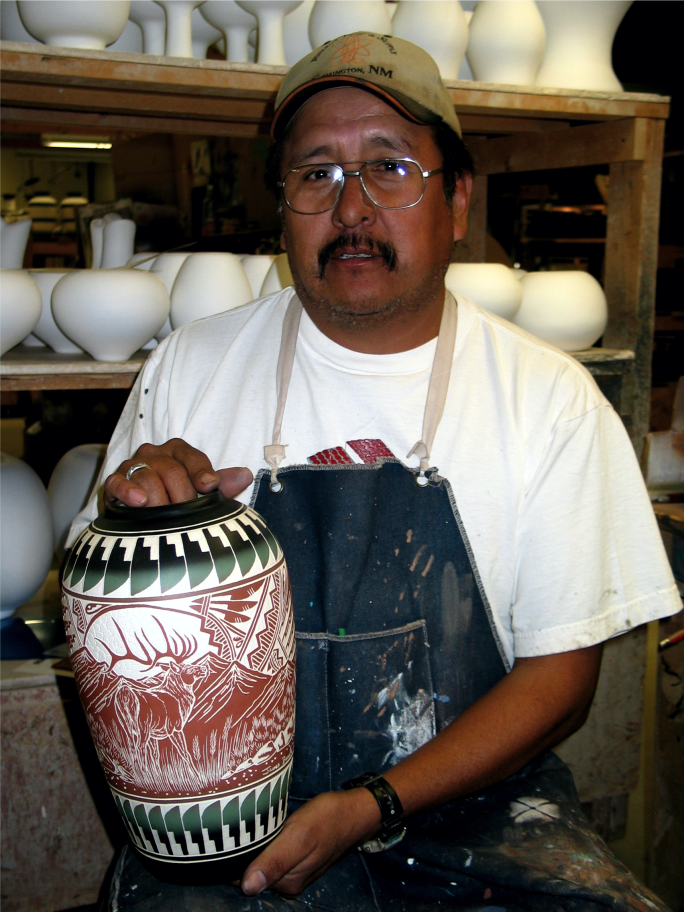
left=264, top=115, right=473, bottom=205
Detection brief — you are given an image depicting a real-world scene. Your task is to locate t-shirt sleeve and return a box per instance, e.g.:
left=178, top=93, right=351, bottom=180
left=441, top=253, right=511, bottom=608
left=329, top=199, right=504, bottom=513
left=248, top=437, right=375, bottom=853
left=511, top=403, right=680, bottom=657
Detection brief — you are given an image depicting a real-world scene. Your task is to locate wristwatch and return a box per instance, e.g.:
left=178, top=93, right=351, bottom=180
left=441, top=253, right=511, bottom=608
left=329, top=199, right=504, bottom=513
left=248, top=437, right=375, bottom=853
left=342, top=772, right=407, bottom=853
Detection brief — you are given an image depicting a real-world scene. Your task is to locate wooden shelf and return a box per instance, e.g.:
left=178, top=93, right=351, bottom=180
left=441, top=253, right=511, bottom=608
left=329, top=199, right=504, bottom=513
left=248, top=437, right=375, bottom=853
left=0, top=345, right=148, bottom=390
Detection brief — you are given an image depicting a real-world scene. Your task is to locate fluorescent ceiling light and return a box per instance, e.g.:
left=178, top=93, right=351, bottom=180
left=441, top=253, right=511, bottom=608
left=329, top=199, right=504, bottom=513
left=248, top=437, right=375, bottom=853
left=43, top=140, right=112, bottom=149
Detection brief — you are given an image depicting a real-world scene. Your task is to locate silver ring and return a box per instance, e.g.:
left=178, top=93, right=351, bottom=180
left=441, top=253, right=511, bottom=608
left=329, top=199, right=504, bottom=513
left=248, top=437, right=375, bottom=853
left=125, top=462, right=151, bottom=481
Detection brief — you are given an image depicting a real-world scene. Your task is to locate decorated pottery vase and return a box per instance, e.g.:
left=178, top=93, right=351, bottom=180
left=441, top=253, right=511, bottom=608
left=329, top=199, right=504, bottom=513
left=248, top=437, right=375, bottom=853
left=61, top=491, right=295, bottom=883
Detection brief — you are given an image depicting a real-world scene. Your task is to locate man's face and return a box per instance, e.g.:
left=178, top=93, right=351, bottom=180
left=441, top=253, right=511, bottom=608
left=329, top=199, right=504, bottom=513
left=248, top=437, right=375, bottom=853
left=279, top=87, right=470, bottom=338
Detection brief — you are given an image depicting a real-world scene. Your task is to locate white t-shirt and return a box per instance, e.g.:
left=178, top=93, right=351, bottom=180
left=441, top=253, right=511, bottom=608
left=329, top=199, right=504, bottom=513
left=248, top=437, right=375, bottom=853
left=70, top=289, right=680, bottom=667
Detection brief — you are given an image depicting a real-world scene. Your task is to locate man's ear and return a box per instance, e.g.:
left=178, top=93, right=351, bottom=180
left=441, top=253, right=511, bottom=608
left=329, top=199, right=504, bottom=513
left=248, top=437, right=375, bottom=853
left=452, top=172, right=473, bottom=243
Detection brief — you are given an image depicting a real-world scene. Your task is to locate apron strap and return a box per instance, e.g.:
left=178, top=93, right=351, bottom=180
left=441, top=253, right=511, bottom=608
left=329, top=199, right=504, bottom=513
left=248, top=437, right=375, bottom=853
left=407, top=290, right=458, bottom=482
left=265, top=290, right=458, bottom=490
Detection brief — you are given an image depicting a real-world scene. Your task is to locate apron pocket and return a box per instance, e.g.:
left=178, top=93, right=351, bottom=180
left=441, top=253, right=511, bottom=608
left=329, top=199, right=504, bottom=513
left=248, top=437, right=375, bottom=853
left=291, top=620, right=436, bottom=800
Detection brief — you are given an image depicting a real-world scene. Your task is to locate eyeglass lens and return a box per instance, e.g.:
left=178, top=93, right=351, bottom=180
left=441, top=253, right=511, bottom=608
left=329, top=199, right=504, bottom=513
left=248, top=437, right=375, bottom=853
left=283, top=160, right=425, bottom=214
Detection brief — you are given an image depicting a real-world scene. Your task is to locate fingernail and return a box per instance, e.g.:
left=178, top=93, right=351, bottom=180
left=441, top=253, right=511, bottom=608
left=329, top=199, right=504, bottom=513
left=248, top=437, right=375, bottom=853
left=199, top=472, right=219, bottom=486
left=242, top=869, right=267, bottom=896
left=130, top=490, right=148, bottom=505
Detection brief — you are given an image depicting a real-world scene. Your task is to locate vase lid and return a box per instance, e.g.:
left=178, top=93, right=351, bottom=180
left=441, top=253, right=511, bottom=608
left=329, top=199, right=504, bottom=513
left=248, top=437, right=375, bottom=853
left=93, top=490, right=244, bottom=535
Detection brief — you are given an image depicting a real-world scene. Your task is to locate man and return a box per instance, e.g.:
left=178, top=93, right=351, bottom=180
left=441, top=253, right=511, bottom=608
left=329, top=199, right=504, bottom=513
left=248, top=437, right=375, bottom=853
left=72, top=34, right=679, bottom=911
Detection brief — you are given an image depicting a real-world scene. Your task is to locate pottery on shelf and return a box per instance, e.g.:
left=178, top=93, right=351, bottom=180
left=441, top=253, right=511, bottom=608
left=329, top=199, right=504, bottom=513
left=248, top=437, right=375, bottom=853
left=534, top=1, right=632, bottom=92
left=28, top=269, right=84, bottom=354
left=107, top=17, right=144, bottom=52
left=150, top=252, right=191, bottom=339
left=62, top=491, right=295, bottom=882
left=236, top=1, right=302, bottom=66
left=1, top=453, right=54, bottom=619
left=170, top=253, right=253, bottom=329
left=129, top=0, right=166, bottom=54
left=200, top=1, right=257, bottom=63
left=445, top=263, right=523, bottom=321
left=101, top=218, right=137, bottom=269
left=513, top=270, right=608, bottom=351
left=52, top=269, right=170, bottom=361
left=259, top=254, right=294, bottom=297
left=155, top=0, right=203, bottom=58
left=240, top=254, right=277, bottom=299
left=0, top=217, right=31, bottom=269
left=392, top=1, right=469, bottom=82
left=467, top=0, right=546, bottom=85
left=1, top=0, right=40, bottom=43
left=282, top=0, right=313, bottom=66
left=127, top=252, right=159, bottom=270
left=48, top=444, right=108, bottom=561
left=0, top=270, right=43, bottom=356
left=309, top=1, right=391, bottom=47
left=18, top=0, right=131, bottom=50
left=90, top=218, right=106, bottom=269
left=191, top=5, right=222, bottom=57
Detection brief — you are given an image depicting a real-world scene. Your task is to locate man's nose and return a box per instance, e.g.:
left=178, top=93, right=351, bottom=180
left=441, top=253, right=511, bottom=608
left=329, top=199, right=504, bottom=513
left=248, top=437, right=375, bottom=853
left=332, top=172, right=376, bottom=229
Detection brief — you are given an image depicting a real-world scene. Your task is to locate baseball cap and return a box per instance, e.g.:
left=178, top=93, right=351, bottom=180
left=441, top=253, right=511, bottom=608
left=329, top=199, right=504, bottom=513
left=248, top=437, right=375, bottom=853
left=271, top=32, right=461, bottom=139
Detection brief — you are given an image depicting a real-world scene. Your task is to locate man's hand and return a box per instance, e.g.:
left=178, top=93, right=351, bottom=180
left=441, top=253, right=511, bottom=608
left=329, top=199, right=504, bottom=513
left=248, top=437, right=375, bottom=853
left=104, top=439, right=253, bottom=507
left=240, top=788, right=381, bottom=897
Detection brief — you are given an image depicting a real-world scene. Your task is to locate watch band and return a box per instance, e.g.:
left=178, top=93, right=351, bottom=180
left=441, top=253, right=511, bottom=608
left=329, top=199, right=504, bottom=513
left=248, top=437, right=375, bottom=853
left=342, top=772, right=406, bottom=853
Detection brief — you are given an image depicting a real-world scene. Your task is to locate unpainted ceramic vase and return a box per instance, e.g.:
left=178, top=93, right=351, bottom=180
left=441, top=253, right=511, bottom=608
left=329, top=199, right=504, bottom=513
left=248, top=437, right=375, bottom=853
left=0, top=269, right=43, bottom=355
left=107, top=18, right=144, bottom=52
left=259, top=253, right=293, bottom=297
left=156, top=0, right=203, bottom=57
left=48, top=443, right=108, bottom=561
left=514, top=270, right=608, bottom=351
left=62, top=491, right=295, bottom=882
left=282, top=0, right=313, bottom=66
left=150, top=252, right=191, bottom=339
left=236, top=0, right=302, bottom=66
left=129, top=0, right=166, bottom=54
left=0, top=453, right=54, bottom=619
left=200, top=0, right=257, bottom=62
left=308, top=1, right=392, bottom=48
left=28, top=269, right=84, bottom=354
left=18, top=0, right=130, bottom=49
left=392, top=1, right=469, bottom=82
left=445, top=263, right=523, bottom=321
left=191, top=5, right=222, bottom=57
left=241, top=254, right=277, bottom=299
left=1, top=0, right=40, bottom=43
left=170, top=253, right=253, bottom=329
left=101, top=218, right=137, bottom=269
left=52, top=269, right=170, bottom=360
left=0, top=217, right=31, bottom=269
left=90, top=218, right=106, bottom=269
left=534, top=0, right=631, bottom=92
left=467, top=0, right=546, bottom=85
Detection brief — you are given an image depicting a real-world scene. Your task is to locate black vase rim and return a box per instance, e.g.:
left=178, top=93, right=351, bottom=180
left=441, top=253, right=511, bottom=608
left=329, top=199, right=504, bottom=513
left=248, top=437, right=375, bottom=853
left=92, top=490, right=244, bottom=534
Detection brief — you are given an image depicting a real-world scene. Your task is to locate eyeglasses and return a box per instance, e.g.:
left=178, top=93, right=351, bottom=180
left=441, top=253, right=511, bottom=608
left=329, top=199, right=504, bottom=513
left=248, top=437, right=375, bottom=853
left=278, top=158, right=444, bottom=215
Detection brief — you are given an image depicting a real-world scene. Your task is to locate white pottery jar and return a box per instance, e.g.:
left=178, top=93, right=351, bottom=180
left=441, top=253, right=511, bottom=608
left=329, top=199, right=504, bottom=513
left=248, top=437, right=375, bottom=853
left=200, top=0, right=257, bottom=62
left=90, top=218, right=106, bottom=269
left=308, top=1, right=392, bottom=48
left=48, top=443, right=108, bottom=561
left=260, top=253, right=293, bottom=297
left=514, top=270, right=608, bottom=351
left=28, top=269, right=84, bottom=354
left=241, top=254, right=277, bottom=299
left=236, top=1, right=302, bottom=66
left=0, top=453, right=54, bottom=619
left=129, top=0, right=166, bottom=54
left=170, top=253, right=253, bottom=329
left=18, top=0, right=130, bottom=50
left=392, top=1, right=469, bottom=82
left=467, top=0, right=546, bottom=85
left=0, top=270, right=43, bottom=355
left=101, top=218, right=137, bottom=269
left=0, top=217, right=31, bottom=269
left=283, top=0, right=313, bottom=65
left=107, top=18, right=143, bottom=52
left=150, top=252, right=191, bottom=339
left=156, top=0, right=203, bottom=57
left=445, top=263, right=523, bottom=321
left=191, top=5, right=222, bottom=57
left=1, top=0, right=40, bottom=43
left=534, top=1, right=631, bottom=92
left=52, top=269, right=170, bottom=361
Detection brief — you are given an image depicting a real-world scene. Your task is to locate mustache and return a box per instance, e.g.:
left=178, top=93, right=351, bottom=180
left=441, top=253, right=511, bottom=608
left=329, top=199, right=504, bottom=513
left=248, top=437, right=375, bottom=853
left=317, top=234, right=398, bottom=279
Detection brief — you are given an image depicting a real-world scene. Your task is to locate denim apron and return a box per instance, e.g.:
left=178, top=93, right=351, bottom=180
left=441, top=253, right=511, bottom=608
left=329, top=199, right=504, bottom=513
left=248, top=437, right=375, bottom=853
left=111, top=295, right=670, bottom=912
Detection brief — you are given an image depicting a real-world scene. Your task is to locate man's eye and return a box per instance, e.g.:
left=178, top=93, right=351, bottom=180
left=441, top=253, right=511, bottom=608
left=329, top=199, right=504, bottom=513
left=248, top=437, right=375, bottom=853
left=372, top=160, right=407, bottom=176
left=302, top=167, right=335, bottom=182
